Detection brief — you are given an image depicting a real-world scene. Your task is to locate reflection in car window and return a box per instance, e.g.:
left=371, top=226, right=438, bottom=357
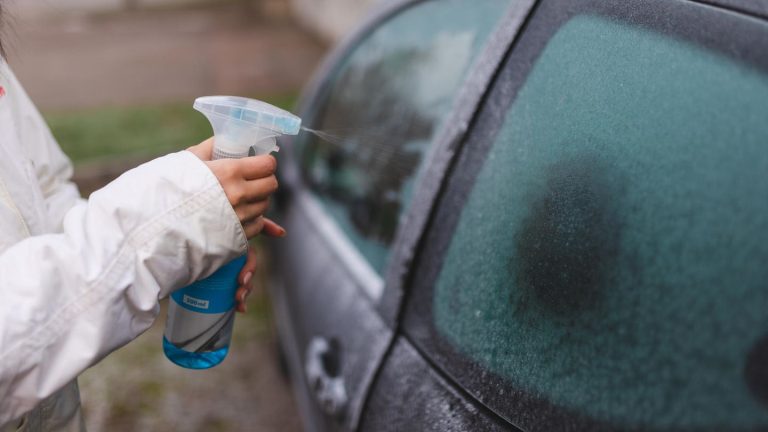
left=299, top=0, right=510, bottom=273
left=433, top=14, right=768, bottom=430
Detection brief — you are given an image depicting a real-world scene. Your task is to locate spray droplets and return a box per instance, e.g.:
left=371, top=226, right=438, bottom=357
left=301, top=127, right=349, bottom=148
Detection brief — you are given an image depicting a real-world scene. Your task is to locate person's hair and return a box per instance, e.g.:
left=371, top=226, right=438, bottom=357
left=0, top=2, right=4, bottom=58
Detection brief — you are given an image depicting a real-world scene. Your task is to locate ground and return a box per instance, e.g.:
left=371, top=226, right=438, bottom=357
left=4, top=2, right=327, bottom=430
left=79, top=266, right=302, bottom=432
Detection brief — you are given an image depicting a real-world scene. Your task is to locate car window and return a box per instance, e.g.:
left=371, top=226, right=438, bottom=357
left=403, top=1, right=768, bottom=431
left=297, top=0, right=511, bottom=274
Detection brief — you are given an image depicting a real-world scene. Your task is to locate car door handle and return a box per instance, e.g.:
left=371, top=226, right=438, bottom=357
left=305, top=337, right=348, bottom=417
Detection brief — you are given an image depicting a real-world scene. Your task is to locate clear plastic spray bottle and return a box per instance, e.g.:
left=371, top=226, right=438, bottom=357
left=163, top=96, right=301, bottom=369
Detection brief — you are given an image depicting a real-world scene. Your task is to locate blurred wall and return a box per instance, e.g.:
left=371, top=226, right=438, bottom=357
left=13, top=0, right=126, bottom=17
left=289, top=0, right=383, bottom=43
left=13, top=0, right=383, bottom=43
left=12, top=0, right=247, bottom=18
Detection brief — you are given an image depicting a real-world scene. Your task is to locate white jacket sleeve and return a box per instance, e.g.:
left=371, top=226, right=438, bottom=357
left=3, top=63, right=84, bottom=229
left=0, top=150, right=248, bottom=424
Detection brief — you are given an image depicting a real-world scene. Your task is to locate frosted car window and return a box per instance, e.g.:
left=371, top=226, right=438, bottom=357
left=414, top=10, right=768, bottom=432
left=299, top=0, right=510, bottom=274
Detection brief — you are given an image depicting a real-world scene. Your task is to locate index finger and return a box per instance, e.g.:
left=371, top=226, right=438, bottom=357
left=239, top=155, right=277, bottom=180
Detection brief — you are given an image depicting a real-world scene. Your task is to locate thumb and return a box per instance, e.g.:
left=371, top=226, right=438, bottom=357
left=187, top=137, right=214, bottom=161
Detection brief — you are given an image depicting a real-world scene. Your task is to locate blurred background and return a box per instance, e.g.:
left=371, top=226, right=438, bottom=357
left=2, top=0, right=377, bottom=430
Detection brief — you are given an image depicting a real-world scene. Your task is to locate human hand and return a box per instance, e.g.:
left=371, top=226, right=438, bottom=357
left=188, top=138, right=286, bottom=239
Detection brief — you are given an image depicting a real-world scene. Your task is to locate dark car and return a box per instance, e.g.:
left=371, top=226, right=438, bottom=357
left=268, top=0, right=768, bottom=430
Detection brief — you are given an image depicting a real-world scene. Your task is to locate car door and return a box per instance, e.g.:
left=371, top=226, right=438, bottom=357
left=269, top=1, right=514, bottom=430
left=363, top=0, right=768, bottom=430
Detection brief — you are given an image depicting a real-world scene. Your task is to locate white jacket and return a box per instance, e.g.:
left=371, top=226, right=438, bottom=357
left=0, top=61, right=247, bottom=429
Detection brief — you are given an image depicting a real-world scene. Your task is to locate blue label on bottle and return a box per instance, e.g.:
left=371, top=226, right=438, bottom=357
left=171, top=256, right=246, bottom=314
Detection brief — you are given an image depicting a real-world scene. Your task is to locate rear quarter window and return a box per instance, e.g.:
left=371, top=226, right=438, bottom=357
left=403, top=1, right=768, bottom=430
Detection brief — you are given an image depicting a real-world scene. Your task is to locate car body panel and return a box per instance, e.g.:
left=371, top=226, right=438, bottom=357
left=360, top=337, right=518, bottom=431
left=271, top=189, right=390, bottom=431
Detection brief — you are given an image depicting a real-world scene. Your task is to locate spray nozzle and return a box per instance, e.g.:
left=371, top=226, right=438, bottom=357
left=194, top=96, right=302, bottom=159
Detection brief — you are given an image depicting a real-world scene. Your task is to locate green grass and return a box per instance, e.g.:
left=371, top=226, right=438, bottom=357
left=43, top=94, right=297, bottom=164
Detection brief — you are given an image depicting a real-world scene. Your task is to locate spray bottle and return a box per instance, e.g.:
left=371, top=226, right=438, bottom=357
left=163, top=95, right=301, bottom=369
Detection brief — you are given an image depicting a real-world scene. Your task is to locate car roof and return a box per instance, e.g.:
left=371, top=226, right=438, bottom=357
left=699, top=0, right=768, bottom=20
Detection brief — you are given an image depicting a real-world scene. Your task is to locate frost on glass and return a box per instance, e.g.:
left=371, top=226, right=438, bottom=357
left=433, top=15, right=768, bottom=430
left=300, top=0, right=510, bottom=273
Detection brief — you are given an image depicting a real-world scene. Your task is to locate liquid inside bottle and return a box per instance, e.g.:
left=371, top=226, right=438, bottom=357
left=163, top=255, right=246, bottom=369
